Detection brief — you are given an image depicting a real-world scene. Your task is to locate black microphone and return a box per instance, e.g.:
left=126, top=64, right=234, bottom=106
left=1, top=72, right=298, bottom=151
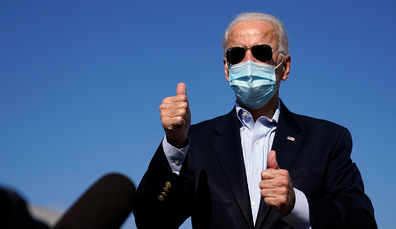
left=53, top=173, right=136, bottom=229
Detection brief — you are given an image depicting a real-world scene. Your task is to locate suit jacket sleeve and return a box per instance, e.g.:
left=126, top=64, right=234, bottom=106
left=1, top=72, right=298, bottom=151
left=133, top=143, right=193, bottom=229
left=305, top=127, right=376, bottom=228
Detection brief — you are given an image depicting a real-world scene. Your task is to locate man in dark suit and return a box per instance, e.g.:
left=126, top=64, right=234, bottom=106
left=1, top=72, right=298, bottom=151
left=133, top=12, right=377, bottom=228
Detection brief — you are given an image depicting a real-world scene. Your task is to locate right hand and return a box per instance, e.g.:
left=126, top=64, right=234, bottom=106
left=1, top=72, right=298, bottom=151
left=159, top=82, right=191, bottom=148
left=260, top=151, right=295, bottom=216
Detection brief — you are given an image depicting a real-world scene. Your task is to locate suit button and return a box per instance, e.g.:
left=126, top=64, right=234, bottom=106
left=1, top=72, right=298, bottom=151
left=161, top=192, right=167, bottom=196
left=158, top=195, right=164, bottom=201
left=165, top=182, right=171, bottom=189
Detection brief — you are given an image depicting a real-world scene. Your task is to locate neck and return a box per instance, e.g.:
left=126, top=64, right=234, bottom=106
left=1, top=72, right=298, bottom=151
left=237, top=93, right=279, bottom=122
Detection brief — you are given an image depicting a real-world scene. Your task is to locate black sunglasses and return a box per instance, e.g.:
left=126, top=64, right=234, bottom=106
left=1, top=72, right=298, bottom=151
left=226, top=44, right=273, bottom=65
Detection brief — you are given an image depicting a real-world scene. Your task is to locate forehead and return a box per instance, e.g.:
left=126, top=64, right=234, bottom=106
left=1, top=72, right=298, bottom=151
left=228, top=20, right=279, bottom=48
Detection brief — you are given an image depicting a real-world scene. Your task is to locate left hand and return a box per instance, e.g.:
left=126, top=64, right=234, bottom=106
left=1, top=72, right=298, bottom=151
left=259, top=150, right=295, bottom=216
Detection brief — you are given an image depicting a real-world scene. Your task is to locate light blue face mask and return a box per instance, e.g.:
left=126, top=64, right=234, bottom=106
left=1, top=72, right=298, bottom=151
left=228, top=59, right=283, bottom=110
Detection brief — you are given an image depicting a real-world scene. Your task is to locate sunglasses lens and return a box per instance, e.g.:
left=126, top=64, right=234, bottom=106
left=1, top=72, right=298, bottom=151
left=251, top=45, right=273, bottom=63
left=226, top=47, right=246, bottom=65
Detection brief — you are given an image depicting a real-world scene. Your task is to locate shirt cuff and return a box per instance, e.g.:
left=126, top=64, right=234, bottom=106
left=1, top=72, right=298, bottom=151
left=282, top=188, right=311, bottom=229
left=162, top=136, right=189, bottom=175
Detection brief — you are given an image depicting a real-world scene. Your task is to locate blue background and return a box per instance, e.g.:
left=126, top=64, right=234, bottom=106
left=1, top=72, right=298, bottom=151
left=1, top=1, right=395, bottom=228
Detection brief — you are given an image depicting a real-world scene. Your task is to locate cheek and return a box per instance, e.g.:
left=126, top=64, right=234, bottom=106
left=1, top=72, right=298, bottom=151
left=275, top=70, right=283, bottom=83
left=275, top=63, right=287, bottom=82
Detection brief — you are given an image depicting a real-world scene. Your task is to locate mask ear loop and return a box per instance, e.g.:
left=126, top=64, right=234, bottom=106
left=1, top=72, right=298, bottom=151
left=274, top=53, right=286, bottom=89
left=274, top=53, right=285, bottom=69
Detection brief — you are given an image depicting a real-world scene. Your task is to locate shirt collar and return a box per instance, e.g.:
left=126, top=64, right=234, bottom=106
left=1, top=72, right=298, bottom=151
left=235, top=100, right=281, bottom=130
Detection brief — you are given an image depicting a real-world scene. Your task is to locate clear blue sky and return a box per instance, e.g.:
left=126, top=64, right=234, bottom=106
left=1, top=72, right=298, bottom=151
left=1, top=1, right=395, bottom=228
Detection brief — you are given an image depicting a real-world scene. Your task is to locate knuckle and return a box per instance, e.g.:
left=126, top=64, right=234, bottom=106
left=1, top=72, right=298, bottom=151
left=173, top=116, right=184, bottom=125
left=279, top=196, right=286, bottom=203
left=279, top=179, right=288, bottom=187
left=261, top=170, right=269, bottom=178
left=264, top=198, right=275, bottom=206
left=162, top=96, right=172, bottom=104
left=160, top=110, right=170, bottom=119
left=178, top=94, right=187, bottom=101
left=164, top=125, right=173, bottom=131
left=178, top=109, right=186, bottom=116
left=181, top=101, right=189, bottom=108
left=280, top=169, right=289, bottom=176
left=280, top=186, right=288, bottom=195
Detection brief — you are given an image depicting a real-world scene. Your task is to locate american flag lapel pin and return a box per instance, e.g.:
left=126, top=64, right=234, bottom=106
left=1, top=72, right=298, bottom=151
left=287, top=136, right=295, bottom=141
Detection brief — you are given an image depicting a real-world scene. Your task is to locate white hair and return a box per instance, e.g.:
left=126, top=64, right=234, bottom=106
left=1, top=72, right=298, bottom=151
left=221, top=12, right=289, bottom=55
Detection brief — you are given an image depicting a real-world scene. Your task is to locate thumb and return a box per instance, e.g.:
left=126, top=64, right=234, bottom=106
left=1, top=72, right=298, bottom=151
left=176, top=82, right=187, bottom=95
left=267, top=150, right=280, bottom=169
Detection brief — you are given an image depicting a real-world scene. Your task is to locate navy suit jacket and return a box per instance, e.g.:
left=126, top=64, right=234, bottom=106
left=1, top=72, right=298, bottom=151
left=133, top=101, right=377, bottom=229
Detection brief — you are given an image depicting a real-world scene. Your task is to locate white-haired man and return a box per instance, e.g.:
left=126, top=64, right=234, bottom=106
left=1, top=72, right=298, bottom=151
left=133, top=12, right=377, bottom=229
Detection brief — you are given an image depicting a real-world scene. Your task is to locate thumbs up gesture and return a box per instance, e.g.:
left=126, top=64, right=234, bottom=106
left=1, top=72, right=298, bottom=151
left=160, top=82, right=191, bottom=148
left=259, top=150, right=295, bottom=216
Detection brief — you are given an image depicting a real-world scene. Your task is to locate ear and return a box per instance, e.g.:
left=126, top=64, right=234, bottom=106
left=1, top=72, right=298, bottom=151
left=281, top=54, right=291, bottom=81
left=223, top=57, right=230, bottom=82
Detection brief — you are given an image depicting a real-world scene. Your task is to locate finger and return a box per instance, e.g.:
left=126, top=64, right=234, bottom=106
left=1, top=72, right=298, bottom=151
left=162, top=116, right=186, bottom=129
left=260, top=179, right=289, bottom=191
left=161, top=108, right=188, bottom=121
left=261, top=169, right=276, bottom=180
left=263, top=196, right=277, bottom=207
left=267, top=150, right=279, bottom=169
left=176, top=82, right=187, bottom=95
left=160, top=99, right=188, bottom=112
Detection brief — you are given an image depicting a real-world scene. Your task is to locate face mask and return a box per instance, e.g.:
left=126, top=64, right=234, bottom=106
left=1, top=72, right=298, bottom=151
left=228, top=59, right=282, bottom=110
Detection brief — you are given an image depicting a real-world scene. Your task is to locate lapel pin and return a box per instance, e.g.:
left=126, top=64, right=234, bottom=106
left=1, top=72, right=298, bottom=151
left=287, top=136, right=295, bottom=141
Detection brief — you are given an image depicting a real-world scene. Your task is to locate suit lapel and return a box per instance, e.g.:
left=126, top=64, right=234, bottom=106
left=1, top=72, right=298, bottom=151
left=211, top=109, right=255, bottom=229
left=272, top=102, right=305, bottom=171
left=255, top=101, right=305, bottom=228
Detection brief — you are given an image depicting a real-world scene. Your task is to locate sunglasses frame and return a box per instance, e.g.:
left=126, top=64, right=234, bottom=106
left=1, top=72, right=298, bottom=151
left=225, top=44, right=274, bottom=66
